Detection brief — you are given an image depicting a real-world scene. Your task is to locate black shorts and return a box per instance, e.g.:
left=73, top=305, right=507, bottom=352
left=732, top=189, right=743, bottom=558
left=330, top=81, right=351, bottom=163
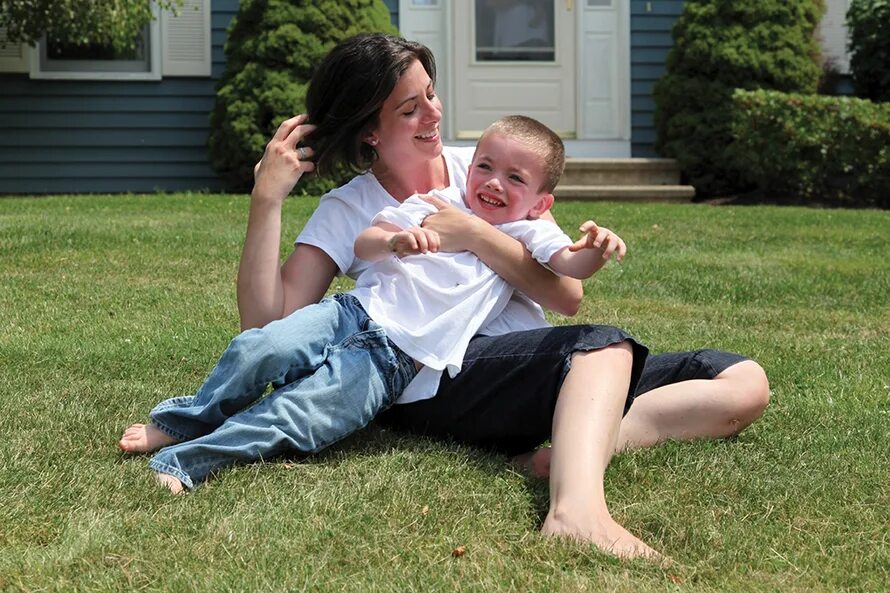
left=376, top=325, right=748, bottom=456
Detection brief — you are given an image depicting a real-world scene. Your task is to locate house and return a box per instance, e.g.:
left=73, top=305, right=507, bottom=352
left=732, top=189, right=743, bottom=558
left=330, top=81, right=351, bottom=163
left=0, top=0, right=853, bottom=194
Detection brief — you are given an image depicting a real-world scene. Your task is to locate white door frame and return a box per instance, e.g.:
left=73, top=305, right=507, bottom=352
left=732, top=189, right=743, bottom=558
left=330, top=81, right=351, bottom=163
left=398, top=0, right=631, bottom=157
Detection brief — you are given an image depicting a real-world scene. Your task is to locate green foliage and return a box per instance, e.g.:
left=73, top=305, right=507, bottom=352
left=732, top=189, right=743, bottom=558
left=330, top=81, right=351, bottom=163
left=0, top=0, right=182, bottom=52
left=653, top=0, right=825, bottom=197
left=208, top=0, right=398, bottom=194
left=730, top=89, right=890, bottom=207
left=847, top=0, right=890, bottom=102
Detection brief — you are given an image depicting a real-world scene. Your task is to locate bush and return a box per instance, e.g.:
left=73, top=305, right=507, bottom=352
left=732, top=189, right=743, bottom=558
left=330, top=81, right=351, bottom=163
left=847, top=0, right=890, bottom=102
left=730, top=89, right=890, bottom=207
left=653, top=0, right=825, bottom=197
left=208, top=0, right=398, bottom=194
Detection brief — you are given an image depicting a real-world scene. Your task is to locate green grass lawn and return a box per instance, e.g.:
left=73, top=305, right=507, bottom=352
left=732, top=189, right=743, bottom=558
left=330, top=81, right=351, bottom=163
left=1, top=194, right=887, bottom=592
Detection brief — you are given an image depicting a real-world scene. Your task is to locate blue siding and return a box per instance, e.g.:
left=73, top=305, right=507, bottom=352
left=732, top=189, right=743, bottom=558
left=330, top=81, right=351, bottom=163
left=0, top=0, right=240, bottom=194
left=0, top=1, right=671, bottom=192
left=630, top=0, right=683, bottom=157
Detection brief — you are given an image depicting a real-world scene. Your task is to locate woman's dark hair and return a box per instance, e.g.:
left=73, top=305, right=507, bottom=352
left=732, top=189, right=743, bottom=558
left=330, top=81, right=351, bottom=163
left=306, top=33, right=436, bottom=175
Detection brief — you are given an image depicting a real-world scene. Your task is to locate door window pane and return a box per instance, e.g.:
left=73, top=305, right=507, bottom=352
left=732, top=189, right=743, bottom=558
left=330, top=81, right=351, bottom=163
left=475, top=0, right=555, bottom=62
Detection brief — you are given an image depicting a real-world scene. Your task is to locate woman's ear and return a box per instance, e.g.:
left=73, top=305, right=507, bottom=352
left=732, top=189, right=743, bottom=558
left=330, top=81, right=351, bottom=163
left=364, top=134, right=379, bottom=146
left=528, top=193, right=554, bottom=219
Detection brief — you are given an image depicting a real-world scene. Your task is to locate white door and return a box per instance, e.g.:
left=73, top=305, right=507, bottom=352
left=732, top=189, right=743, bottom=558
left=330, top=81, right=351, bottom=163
left=452, top=0, right=576, bottom=139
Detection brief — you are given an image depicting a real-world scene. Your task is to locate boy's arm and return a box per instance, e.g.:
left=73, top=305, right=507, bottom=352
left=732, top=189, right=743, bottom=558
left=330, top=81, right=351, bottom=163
left=354, top=222, right=441, bottom=261
left=547, top=221, right=626, bottom=279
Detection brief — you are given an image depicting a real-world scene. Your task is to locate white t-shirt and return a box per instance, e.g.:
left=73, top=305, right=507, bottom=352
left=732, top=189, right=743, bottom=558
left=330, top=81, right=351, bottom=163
left=352, top=186, right=570, bottom=380
left=295, top=146, right=561, bottom=403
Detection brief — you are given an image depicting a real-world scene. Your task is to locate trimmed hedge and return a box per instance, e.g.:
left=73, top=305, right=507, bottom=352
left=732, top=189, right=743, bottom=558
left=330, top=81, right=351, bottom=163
left=653, top=0, right=824, bottom=197
left=731, top=89, right=890, bottom=207
left=208, top=0, right=398, bottom=194
left=847, top=0, right=890, bottom=103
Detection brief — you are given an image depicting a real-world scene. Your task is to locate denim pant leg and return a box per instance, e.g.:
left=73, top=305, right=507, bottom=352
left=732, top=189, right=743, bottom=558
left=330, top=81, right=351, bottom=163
left=148, top=318, right=418, bottom=490
left=150, top=295, right=363, bottom=441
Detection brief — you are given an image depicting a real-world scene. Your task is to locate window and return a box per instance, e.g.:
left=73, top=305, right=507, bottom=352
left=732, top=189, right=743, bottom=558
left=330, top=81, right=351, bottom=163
left=475, top=0, right=555, bottom=62
left=0, top=0, right=212, bottom=79
left=35, top=24, right=158, bottom=79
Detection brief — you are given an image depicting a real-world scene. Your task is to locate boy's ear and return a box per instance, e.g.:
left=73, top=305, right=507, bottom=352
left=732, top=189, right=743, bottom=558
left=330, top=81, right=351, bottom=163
left=528, top=193, right=554, bottom=219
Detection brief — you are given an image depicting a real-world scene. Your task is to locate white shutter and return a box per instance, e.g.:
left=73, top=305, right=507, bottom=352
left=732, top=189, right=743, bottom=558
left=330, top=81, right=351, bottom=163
left=161, top=0, right=211, bottom=77
left=0, top=26, right=31, bottom=73
left=818, top=0, right=851, bottom=73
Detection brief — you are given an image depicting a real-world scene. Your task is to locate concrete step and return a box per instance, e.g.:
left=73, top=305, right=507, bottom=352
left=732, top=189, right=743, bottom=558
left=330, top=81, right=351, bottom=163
left=553, top=184, right=696, bottom=202
left=561, top=158, right=682, bottom=186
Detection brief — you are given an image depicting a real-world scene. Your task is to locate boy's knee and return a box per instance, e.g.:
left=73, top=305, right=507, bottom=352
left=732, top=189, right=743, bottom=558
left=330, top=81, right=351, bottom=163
left=571, top=341, right=634, bottom=369
left=720, top=360, right=770, bottom=429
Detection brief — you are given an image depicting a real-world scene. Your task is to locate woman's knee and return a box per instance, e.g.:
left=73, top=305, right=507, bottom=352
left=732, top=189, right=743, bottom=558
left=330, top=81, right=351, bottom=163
left=718, top=360, right=770, bottom=427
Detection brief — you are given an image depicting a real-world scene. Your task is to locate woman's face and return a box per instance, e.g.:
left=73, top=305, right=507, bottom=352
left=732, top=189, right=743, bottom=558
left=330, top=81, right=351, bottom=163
left=368, top=59, right=443, bottom=169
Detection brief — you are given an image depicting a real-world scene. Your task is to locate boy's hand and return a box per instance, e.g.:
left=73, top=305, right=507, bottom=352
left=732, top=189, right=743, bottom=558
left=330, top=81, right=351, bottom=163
left=387, top=227, right=441, bottom=257
left=568, top=221, right=626, bottom=262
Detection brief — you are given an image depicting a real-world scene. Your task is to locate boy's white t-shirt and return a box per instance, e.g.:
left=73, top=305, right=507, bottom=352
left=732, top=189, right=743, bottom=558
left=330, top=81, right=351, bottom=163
left=351, top=187, right=570, bottom=379
left=295, top=146, right=564, bottom=403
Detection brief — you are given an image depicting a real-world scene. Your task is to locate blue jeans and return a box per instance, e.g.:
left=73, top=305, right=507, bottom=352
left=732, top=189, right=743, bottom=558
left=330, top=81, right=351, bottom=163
left=148, top=294, right=417, bottom=489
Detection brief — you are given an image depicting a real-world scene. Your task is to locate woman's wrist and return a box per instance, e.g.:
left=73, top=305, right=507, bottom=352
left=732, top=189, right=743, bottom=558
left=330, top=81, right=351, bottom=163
left=460, top=214, right=492, bottom=253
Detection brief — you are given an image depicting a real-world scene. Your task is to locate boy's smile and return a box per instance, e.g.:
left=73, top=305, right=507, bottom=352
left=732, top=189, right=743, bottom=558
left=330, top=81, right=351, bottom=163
left=465, top=131, right=554, bottom=225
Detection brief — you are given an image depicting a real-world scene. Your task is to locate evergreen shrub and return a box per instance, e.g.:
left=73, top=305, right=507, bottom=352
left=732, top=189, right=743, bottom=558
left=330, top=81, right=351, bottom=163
left=847, top=0, right=890, bottom=102
left=208, top=0, right=398, bottom=194
left=653, top=0, right=825, bottom=197
left=731, top=89, right=890, bottom=207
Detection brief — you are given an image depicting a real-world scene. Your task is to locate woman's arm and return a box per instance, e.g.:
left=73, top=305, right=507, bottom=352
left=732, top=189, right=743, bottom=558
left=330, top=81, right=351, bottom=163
left=237, top=115, right=320, bottom=330
left=420, top=197, right=582, bottom=316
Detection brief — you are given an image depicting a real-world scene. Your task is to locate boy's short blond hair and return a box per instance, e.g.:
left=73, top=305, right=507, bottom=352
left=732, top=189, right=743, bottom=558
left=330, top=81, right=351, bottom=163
left=481, top=115, right=566, bottom=193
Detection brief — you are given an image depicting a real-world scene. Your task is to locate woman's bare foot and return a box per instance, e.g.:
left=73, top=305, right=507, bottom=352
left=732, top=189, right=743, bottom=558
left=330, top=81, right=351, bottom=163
left=155, top=472, right=184, bottom=495
left=118, top=423, right=179, bottom=453
left=541, top=509, right=661, bottom=560
left=512, top=447, right=552, bottom=479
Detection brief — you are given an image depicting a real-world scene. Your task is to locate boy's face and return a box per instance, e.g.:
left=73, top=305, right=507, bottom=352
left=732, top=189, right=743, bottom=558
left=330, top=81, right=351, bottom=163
left=465, top=131, right=554, bottom=225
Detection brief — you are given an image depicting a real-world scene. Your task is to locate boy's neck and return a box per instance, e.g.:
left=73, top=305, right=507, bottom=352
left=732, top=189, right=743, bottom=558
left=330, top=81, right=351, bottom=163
left=373, top=154, right=449, bottom=202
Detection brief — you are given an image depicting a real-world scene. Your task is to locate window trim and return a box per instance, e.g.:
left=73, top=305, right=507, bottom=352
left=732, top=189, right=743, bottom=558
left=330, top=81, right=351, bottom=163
left=29, top=11, right=162, bottom=81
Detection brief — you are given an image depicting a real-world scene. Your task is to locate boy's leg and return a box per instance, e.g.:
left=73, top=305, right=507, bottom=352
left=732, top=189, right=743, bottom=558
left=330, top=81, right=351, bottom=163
left=149, top=320, right=416, bottom=492
left=540, top=343, right=659, bottom=558
left=120, top=296, right=357, bottom=453
left=616, top=355, right=769, bottom=450
left=522, top=351, right=769, bottom=475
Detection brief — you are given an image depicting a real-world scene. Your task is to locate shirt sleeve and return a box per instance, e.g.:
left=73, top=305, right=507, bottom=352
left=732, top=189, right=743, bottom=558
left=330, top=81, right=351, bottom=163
left=372, top=196, right=437, bottom=230
left=499, top=219, right=573, bottom=268
left=295, top=195, right=369, bottom=277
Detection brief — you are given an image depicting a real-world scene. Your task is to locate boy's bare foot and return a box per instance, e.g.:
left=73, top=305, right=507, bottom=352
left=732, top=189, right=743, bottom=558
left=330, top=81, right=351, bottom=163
left=118, top=423, right=179, bottom=453
left=155, top=472, right=184, bottom=495
left=542, top=509, right=661, bottom=560
left=512, top=446, right=552, bottom=478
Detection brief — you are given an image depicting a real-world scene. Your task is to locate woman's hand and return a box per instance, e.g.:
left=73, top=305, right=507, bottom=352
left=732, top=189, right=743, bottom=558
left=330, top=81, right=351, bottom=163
left=251, top=114, right=317, bottom=203
left=419, top=194, right=582, bottom=315
left=418, top=194, right=483, bottom=252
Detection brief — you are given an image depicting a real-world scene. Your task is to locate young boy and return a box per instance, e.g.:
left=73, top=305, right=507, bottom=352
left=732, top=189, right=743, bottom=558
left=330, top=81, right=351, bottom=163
left=119, top=115, right=626, bottom=494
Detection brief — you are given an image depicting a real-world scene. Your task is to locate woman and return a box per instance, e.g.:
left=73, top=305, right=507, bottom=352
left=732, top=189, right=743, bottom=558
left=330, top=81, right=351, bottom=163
left=240, top=34, right=769, bottom=558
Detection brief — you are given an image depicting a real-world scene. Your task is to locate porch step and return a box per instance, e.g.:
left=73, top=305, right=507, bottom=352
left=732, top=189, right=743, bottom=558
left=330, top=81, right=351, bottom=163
left=560, top=158, right=682, bottom=186
left=553, top=185, right=696, bottom=202
left=555, top=158, right=694, bottom=202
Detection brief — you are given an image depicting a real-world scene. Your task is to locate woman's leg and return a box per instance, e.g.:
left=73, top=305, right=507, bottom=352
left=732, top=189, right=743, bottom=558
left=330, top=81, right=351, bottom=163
left=541, top=343, right=659, bottom=558
left=617, top=353, right=770, bottom=451
left=120, top=295, right=365, bottom=453
left=149, top=321, right=417, bottom=493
